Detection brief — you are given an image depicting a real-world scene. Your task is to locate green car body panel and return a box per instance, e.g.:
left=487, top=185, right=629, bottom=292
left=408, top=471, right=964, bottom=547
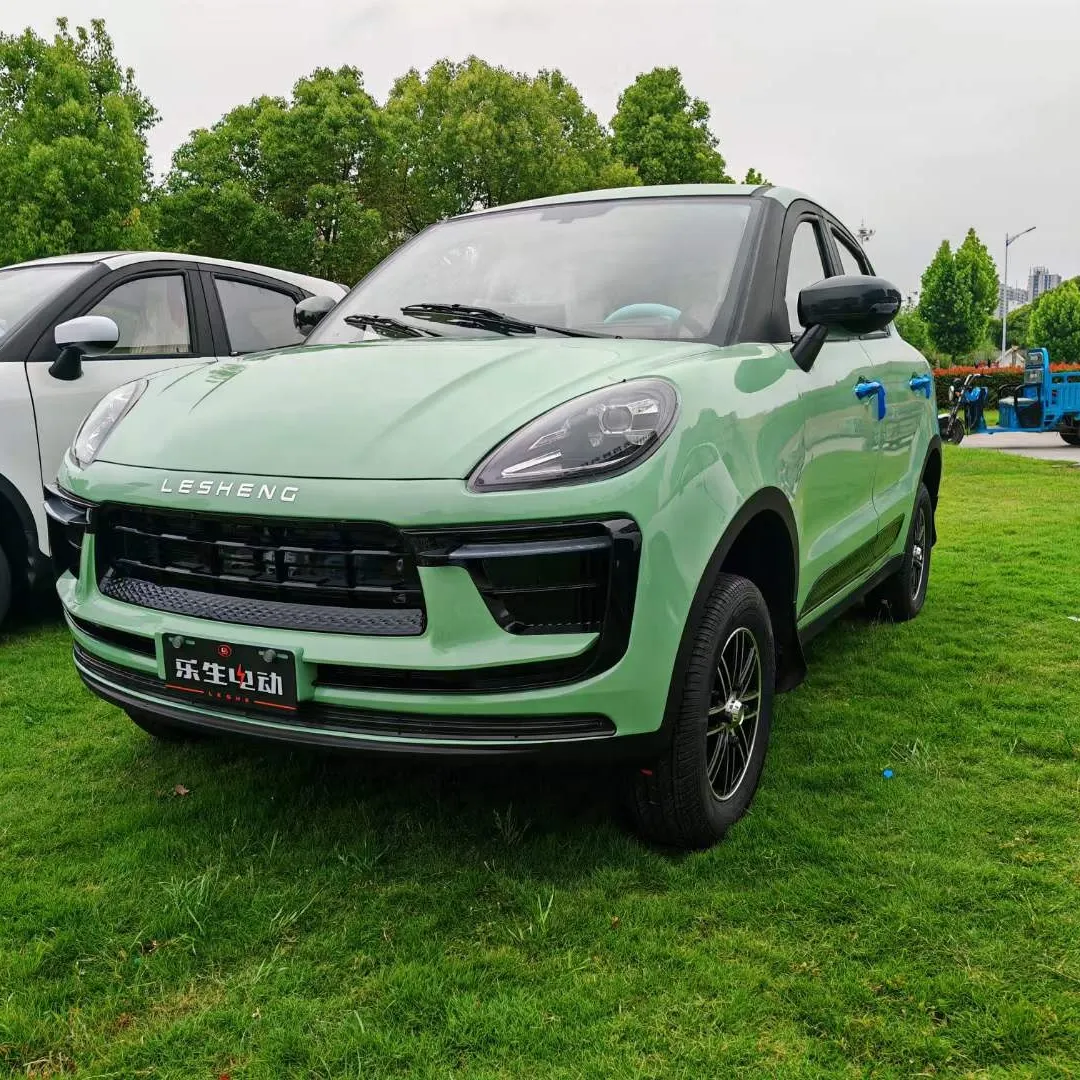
left=53, top=185, right=940, bottom=761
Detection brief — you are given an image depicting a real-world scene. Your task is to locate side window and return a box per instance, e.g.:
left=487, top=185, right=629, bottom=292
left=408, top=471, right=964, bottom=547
left=215, top=278, right=304, bottom=354
left=833, top=231, right=869, bottom=277
left=88, top=275, right=192, bottom=356
left=785, top=220, right=828, bottom=336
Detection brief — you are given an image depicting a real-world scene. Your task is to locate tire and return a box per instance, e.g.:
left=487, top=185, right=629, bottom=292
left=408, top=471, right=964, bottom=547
left=0, top=543, right=10, bottom=630
left=866, top=483, right=933, bottom=623
left=624, top=574, right=776, bottom=850
left=1058, top=430, right=1080, bottom=447
left=945, top=419, right=965, bottom=445
left=126, top=707, right=206, bottom=743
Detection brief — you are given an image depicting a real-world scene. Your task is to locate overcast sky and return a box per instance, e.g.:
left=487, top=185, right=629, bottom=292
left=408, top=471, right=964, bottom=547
left=20, top=0, right=1080, bottom=296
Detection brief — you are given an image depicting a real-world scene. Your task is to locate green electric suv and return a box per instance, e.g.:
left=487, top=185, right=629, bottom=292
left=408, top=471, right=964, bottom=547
left=50, top=185, right=940, bottom=849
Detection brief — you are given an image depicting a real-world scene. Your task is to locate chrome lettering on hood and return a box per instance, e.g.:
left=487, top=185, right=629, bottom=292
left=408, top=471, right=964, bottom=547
left=159, top=478, right=299, bottom=502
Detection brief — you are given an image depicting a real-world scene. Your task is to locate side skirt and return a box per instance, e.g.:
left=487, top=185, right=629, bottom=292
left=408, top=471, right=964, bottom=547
left=797, top=554, right=904, bottom=647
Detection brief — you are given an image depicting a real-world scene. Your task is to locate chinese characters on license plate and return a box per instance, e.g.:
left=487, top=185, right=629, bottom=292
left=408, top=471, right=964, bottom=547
left=162, top=636, right=298, bottom=713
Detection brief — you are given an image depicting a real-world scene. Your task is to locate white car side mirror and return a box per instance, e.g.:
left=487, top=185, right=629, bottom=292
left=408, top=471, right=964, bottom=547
left=55, top=315, right=120, bottom=351
left=50, top=316, right=120, bottom=381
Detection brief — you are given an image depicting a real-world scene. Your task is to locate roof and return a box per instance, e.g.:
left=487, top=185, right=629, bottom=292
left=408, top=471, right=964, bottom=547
left=5, top=251, right=346, bottom=297
left=470, top=183, right=812, bottom=215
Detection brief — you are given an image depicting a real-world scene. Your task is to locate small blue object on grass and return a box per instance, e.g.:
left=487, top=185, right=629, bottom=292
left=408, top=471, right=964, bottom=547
left=882, top=768, right=894, bottom=779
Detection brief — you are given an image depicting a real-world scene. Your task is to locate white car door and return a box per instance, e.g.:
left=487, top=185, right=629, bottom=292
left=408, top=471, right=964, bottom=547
left=25, top=264, right=213, bottom=484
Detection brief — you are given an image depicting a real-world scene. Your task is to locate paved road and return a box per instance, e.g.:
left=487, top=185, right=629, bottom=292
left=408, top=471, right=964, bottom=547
left=961, top=432, right=1080, bottom=463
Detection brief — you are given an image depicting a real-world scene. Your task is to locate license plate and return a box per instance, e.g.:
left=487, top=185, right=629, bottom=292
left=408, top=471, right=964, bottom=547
left=162, top=635, right=298, bottom=714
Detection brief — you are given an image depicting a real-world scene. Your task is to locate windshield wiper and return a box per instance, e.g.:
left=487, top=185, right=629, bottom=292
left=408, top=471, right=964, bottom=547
left=342, top=313, right=441, bottom=339
left=400, top=303, right=618, bottom=339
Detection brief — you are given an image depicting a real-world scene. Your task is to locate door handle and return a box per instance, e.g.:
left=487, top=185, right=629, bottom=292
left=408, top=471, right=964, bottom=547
left=854, top=379, right=886, bottom=420
left=909, top=374, right=933, bottom=399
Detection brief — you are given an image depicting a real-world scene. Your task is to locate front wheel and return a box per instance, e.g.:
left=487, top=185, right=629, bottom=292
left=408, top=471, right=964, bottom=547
left=866, top=483, right=933, bottom=622
left=1058, top=429, right=1080, bottom=447
left=624, top=574, right=775, bottom=850
left=945, top=418, right=965, bottom=445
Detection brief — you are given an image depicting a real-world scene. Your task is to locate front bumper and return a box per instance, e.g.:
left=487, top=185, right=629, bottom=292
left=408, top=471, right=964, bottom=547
left=54, top=458, right=737, bottom=755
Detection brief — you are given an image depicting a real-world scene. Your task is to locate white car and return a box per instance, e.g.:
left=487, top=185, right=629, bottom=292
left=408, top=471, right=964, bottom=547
left=0, top=251, right=345, bottom=627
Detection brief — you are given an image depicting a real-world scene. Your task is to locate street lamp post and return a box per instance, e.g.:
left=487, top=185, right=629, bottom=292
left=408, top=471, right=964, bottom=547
left=1002, top=226, right=1036, bottom=363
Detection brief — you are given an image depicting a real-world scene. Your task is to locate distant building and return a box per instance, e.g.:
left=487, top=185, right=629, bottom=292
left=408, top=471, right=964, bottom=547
left=997, top=282, right=1029, bottom=319
left=1029, top=266, right=1062, bottom=302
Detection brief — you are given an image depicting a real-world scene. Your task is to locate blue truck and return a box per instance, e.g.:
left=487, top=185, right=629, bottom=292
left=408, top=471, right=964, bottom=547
left=939, top=348, right=1080, bottom=445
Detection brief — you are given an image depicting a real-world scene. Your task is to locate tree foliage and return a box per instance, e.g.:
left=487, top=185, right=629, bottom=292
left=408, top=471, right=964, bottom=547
left=0, top=21, right=759, bottom=287
left=742, top=167, right=767, bottom=186
left=0, top=18, right=157, bottom=264
left=894, top=310, right=932, bottom=354
left=611, top=67, right=731, bottom=186
left=917, top=230, right=998, bottom=361
left=156, top=67, right=387, bottom=283
left=382, top=58, right=637, bottom=236
left=1029, top=280, right=1080, bottom=363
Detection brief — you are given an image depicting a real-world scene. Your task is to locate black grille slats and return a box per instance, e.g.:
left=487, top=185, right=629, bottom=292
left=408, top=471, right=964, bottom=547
left=95, top=506, right=425, bottom=635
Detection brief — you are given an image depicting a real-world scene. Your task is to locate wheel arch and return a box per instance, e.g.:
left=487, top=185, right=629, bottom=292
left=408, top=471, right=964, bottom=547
left=661, top=488, right=806, bottom=746
left=0, top=470, right=44, bottom=592
left=920, top=435, right=943, bottom=544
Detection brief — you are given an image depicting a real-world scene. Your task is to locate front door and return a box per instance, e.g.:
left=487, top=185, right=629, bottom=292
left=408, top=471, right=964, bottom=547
left=829, top=226, right=927, bottom=543
left=25, top=266, right=212, bottom=484
left=781, top=214, right=882, bottom=622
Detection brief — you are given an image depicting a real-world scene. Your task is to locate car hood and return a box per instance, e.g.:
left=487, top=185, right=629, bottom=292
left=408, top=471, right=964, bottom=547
left=99, top=337, right=716, bottom=479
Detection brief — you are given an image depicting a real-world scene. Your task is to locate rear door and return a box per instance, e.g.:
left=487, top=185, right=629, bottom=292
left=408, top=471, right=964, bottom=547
left=827, top=224, right=928, bottom=537
left=200, top=268, right=307, bottom=356
left=25, top=262, right=214, bottom=483
left=781, top=209, right=883, bottom=622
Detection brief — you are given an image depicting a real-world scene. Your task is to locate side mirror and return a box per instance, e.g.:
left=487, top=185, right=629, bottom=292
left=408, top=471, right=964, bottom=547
left=790, top=276, right=901, bottom=372
left=294, top=295, right=337, bottom=335
left=49, top=316, right=120, bottom=381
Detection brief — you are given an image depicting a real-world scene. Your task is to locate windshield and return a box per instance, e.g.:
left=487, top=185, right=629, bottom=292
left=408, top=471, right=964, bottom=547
left=309, top=196, right=753, bottom=344
left=0, top=264, right=95, bottom=341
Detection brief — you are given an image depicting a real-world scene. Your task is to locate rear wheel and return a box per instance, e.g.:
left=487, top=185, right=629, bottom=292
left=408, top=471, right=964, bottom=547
left=1058, top=429, right=1080, bottom=447
left=624, top=574, right=775, bottom=850
left=866, top=483, right=933, bottom=622
left=126, top=707, right=206, bottom=743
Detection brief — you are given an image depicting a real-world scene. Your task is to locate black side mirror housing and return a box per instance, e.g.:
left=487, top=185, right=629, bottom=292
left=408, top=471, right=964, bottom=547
left=294, top=295, right=337, bottom=335
left=791, top=275, right=902, bottom=372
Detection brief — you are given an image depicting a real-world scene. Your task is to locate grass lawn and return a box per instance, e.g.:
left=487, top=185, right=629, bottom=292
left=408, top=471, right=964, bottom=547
left=2, top=448, right=1079, bottom=1078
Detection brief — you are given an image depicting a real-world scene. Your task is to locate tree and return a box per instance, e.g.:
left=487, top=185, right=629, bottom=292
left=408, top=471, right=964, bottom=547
left=157, top=67, right=387, bottom=284
left=1029, top=280, right=1080, bottom=363
left=611, top=67, right=731, bottom=186
left=381, top=58, right=637, bottom=236
left=894, top=310, right=932, bottom=355
left=742, top=167, right=767, bottom=185
left=0, top=18, right=157, bottom=264
left=917, top=230, right=998, bottom=361
left=954, top=227, right=998, bottom=349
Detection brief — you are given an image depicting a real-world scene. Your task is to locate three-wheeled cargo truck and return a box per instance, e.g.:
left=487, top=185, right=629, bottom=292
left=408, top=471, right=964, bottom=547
left=938, top=348, right=1080, bottom=445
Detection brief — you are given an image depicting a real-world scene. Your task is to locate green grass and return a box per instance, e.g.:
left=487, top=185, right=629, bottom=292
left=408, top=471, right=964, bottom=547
left=2, top=448, right=1079, bottom=1078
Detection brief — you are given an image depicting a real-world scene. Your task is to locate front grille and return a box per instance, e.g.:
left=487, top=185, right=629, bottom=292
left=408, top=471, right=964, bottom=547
left=95, top=506, right=425, bottom=635
left=75, top=646, right=615, bottom=743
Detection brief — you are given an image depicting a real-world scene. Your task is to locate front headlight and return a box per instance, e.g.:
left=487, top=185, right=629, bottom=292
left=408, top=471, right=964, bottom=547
left=70, top=380, right=147, bottom=468
left=469, top=378, right=679, bottom=492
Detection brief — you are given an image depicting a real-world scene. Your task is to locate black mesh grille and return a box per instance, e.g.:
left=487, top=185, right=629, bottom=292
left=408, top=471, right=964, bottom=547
left=95, top=505, right=425, bottom=635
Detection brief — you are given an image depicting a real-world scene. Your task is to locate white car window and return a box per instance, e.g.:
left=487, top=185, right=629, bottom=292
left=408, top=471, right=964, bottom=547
left=88, top=275, right=192, bottom=356
left=215, top=278, right=304, bottom=353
